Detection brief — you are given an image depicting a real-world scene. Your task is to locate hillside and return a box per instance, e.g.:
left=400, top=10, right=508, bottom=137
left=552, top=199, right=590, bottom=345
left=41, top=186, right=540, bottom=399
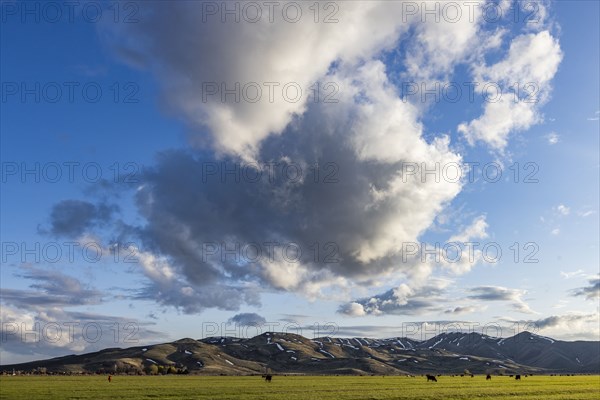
left=1, top=331, right=598, bottom=375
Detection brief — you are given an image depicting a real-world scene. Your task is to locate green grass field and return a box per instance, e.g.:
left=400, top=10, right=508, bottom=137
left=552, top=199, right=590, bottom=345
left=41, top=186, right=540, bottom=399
left=0, top=375, right=599, bottom=400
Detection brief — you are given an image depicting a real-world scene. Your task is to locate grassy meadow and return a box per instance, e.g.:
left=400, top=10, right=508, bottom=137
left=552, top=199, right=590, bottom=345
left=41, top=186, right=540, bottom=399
left=1, top=375, right=599, bottom=400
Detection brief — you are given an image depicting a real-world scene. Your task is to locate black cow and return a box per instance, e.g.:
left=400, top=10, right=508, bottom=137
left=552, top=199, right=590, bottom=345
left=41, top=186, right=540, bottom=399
left=515, top=375, right=521, bottom=380
left=262, top=374, right=272, bottom=382
left=486, top=374, right=491, bottom=380
left=426, top=374, right=437, bottom=382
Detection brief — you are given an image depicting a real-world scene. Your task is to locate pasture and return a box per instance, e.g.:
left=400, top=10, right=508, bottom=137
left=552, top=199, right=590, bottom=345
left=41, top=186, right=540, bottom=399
left=0, top=375, right=599, bottom=400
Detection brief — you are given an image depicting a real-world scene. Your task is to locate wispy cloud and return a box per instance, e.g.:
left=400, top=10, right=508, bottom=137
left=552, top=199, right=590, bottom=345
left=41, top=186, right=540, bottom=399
left=560, top=269, right=585, bottom=279
left=571, top=276, right=600, bottom=300
left=468, top=286, right=536, bottom=314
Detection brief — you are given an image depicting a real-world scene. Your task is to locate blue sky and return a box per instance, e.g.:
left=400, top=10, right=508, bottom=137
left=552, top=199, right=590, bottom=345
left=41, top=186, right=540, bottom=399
left=1, top=1, right=598, bottom=364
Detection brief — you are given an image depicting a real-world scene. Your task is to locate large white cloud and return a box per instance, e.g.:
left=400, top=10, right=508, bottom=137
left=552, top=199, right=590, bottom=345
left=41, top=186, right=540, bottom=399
left=107, top=1, right=417, bottom=161
left=459, top=30, right=563, bottom=149
left=88, top=1, right=562, bottom=314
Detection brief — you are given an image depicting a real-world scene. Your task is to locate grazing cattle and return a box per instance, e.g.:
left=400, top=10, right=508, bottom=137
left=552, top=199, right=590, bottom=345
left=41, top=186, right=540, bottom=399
left=470, top=374, right=474, bottom=378
left=426, top=374, right=437, bottom=382
left=262, top=374, right=272, bottom=382
left=108, top=375, right=112, bottom=383
left=515, top=375, right=521, bottom=380
left=486, top=374, right=492, bottom=380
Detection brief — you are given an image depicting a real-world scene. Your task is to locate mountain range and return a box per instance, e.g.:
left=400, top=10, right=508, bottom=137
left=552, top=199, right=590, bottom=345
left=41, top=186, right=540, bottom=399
left=2, top=331, right=598, bottom=375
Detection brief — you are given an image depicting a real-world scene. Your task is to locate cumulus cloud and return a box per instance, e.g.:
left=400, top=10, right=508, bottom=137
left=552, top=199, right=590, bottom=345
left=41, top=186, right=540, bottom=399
left=109, top=58, right=464, bottom=313
left=338, top=302, right=367, bottom=317
left=468, top=286, right=535, bottom=314
left=459, top=30, right=562, bottom=150
left=0, top=304, right=165, bottom=364
left=507, top=313, right=600, bottom=341
left=57, top=1, right=561, bottom=316
left=402, top=3, right=490, bottom=82
left=105, top=1, right=419, bottom=161
left=338, top=280, right=451, bottom=316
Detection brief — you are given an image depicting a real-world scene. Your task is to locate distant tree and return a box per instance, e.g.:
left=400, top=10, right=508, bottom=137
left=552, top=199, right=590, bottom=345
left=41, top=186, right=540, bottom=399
left=167, top=366, right=178, bottom=374
left=145, top=365, right=159, bottom=375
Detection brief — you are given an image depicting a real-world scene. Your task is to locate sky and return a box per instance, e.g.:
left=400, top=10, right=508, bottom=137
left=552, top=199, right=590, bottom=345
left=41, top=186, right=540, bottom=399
left=0, top=0, right=599, bottom=364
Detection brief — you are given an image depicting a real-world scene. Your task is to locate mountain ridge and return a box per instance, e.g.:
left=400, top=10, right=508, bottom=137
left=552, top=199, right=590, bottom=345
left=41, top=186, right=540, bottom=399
left=2, top=331, right=598, bottom=375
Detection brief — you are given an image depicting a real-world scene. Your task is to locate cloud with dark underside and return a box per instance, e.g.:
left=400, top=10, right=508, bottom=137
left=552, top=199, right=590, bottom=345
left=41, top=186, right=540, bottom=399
left=533, top=314, right=597, bottom=329
left=467, top=286, right=535, bottom=314
left=444, top=306, right=477, bottom=315
left=0, top=305, right=166, bottom=361
left=46, top=200, right=118, bottom=237
left=501, top=313, right=600, bottom=341
left=43, top=1, right=560, bottom=315
left=338, top=281, right=450, bottom=316
left=570, top=276, right=600, bottom=300
left=228, top=313, right=267, bottom=327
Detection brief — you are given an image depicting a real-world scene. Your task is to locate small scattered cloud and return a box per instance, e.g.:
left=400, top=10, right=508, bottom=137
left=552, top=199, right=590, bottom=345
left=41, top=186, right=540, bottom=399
left=560, top=269, right=585, bottom=279
left=546, top=132, right=559, bottom=145
left=551, top=228, right=560, bottom=235
left=46, top=200, right=118, bottom=238
left=587, top=111, right=599, bottom=121
left=444, top=306, right=478, bottom=315
left=555, top=204, right=570, bottom=216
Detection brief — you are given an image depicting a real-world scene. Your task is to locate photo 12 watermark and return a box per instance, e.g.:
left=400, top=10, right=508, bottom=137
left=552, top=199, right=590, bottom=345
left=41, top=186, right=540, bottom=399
left=1, top=241, right=141, bottom=264
left=0, top=321, right=139, bottom=345
left=1, top=161, right=142, bottom=184
left=1, top=81, right=140, bottom=104
left=200, top=81, right=339, bottom=104
left=1, top=1, right=140, bottom=24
